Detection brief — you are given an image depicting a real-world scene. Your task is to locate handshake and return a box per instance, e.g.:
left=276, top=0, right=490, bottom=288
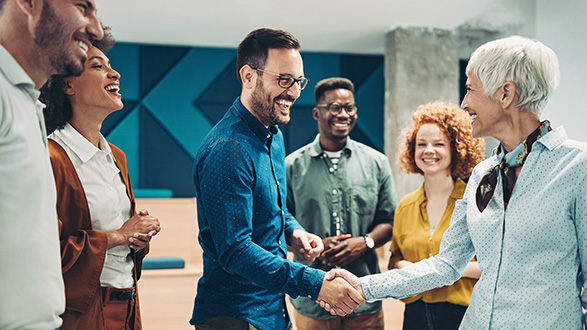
left=315, top=269, right=366, bottom=316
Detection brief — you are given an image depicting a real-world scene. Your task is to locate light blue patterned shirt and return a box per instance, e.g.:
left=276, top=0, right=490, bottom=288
left=360, top=127, right=587, bottom=329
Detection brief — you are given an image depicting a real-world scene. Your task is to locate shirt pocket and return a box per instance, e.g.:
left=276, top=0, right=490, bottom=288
left=350, top=183, right=378, bottom=218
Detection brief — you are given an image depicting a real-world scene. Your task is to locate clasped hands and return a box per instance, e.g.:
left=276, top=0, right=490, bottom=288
left=115, top=209, right=161, bottom=250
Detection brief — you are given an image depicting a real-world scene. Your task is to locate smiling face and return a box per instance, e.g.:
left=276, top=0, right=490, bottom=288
left=64, top=46, right=123, bottom=117
left=314, top=88, right=357, bottom=150
left=461, top=73, right=506, bottom=139
left=249, top=48, right=303, bottom=126
left=414, top=123, right=452, bottom=177
left=34, top=0, right=103, bottom=77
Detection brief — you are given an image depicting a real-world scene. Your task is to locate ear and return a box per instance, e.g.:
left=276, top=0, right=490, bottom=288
left=15, top=0, right=37, bottom=18
left=312, top=107, right=320, bottom=121
left=63, top=79, right=75, bottom=96
left=500, top=81, right=517, bottom=109
left=240, top=65, right=256, bottom=90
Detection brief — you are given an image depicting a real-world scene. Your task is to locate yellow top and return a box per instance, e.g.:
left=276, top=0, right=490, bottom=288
left=388, top=179, right=476, bottom=306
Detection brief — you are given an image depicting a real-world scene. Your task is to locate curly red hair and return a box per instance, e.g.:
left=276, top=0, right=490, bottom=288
left=397, top=101, right=485, bottom=179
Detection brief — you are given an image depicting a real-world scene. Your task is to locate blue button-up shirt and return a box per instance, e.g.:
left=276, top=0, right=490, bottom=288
left=360, top=127, right=587, bottom=329
left=191, top=98, right=324, bottom=330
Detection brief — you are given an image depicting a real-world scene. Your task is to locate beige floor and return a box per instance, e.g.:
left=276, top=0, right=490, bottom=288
left=136, top=198, right=405, bottom=330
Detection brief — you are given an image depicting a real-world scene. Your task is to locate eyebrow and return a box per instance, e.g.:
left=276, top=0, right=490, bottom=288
left=88, top=56, right=111, bottom=65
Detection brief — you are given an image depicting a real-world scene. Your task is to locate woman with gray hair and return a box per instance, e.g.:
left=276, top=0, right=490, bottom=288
left=322, top=35, right=587, bottom=329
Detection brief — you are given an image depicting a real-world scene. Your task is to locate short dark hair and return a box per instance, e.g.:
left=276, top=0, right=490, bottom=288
left=314, top=77, right=355, bottom=104
left=236, top=28, right=300, bottom=84
left=40, top=25, right=115, bottom=135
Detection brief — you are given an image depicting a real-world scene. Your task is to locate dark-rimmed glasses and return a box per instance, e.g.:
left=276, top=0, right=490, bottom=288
left=252, top=67, right=309, bottom=90
left=315, top=102, right=359, bottom=115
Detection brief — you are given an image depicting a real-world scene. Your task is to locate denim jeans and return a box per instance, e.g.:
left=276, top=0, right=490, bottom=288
left=403, top=299, right=467, bottom=330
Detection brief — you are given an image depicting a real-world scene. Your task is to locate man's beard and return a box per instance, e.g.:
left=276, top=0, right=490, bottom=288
left=249, top=78, right=291, bottom=126
left=34, top=0, right=84, bottom=76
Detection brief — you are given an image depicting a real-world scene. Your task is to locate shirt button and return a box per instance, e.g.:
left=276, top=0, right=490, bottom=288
left=267, top=134, right=271, bottom=139
left=429, top=253, right=433, bottom=257
left=329, top=167, right=334, bottom=172
left=278, top=240, right=282, bottom=245
left=332, top=189, right=337, bottom=195
left=282, top=210, right=285, bottom=215
left=276, top=181, right=280, bottom=186
left=428, top=236, right=432, bottom=241
left=332, top=212, right=337, bottom=217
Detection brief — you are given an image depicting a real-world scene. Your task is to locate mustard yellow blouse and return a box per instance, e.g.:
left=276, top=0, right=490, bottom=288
left=388, top=179, right=476, bottom=306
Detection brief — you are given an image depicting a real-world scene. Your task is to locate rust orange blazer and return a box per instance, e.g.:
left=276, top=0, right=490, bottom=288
left=49, top=139, right=146, bottom=329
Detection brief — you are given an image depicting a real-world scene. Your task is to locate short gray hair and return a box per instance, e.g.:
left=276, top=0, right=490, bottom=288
left=466, top=35, right=560, bottom=116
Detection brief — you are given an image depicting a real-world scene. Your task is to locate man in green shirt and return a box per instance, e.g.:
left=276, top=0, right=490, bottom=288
left=286, top=77, right=398, bottom=329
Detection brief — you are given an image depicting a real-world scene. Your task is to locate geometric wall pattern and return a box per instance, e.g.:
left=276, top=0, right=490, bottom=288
left=102, top=43, right=384, bottom=197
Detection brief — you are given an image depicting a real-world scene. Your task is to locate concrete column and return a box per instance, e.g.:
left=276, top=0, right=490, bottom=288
left=384, top=27, right=459, bottom=199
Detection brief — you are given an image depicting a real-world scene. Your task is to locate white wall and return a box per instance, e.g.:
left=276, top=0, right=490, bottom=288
left=537, top=0, right=587, bottom=142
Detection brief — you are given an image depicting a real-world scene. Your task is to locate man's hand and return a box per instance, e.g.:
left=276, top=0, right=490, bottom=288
left=320, top=236, right=366, bottom=267
left=289, top=229, right=324, bottom=261
left=316, top=269, right=366, bottom=316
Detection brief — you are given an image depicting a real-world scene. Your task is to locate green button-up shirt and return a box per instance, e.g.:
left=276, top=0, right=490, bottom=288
left=285, top=135, right=398, bottom=319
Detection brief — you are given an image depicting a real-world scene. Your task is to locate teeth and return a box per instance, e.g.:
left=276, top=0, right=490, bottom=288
left=423, top=159, right=437, bottom=163
left=471, top=114, right=478, bottom=120
left=105, top=85, right=119, bottom=92
left=76, top=40, right=88, bottom=52
left=333, top=123, right=349, bottom=127
left=276, top=100, right=292, bottom=108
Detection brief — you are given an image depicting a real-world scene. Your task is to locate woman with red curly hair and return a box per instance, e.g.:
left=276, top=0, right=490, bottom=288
left=389, top=101, right=485, bottom=330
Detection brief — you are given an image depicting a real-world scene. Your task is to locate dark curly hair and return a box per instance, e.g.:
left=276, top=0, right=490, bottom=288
left=397, top=101, right=485, bottom=179
left=236, top=28, right=300, bottom=85
left=40, top=24, right=115, bottom=135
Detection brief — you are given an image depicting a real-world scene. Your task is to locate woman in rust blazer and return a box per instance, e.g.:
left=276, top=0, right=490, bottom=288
left=40, top=29, right=160, bottom=330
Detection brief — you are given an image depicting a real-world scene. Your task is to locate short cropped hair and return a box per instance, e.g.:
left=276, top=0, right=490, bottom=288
left=398, top=101, right=485, bottom=179
left=314, top=77, right=355, bottom=104
left=40, top=25, right=115, bottom=134
left=236, top=28, right=300, bottom=84
left=466, top=35, right=560, bottom=116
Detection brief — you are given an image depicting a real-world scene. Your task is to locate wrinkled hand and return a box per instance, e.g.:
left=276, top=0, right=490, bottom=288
left=320, top=236, right=366, bottom=267
left=288, top=229, right=324, bottom=261
left=317, top=269, right=365, bottom=316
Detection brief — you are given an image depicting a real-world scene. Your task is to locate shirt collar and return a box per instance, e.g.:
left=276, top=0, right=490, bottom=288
left=308, top=134, right=353, bottom=158
left=534, top=125, right=566, bottom=151
left=53, top=122, right=112, bottom=163
left=233, top=97, right=278, bottom=144
left=0, top=44, right=40, bottom=101
left=417, top=178, right=467, bottom=206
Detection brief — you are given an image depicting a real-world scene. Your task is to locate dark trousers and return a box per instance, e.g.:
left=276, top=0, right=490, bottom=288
left=403, top=300, right=467, bottom=330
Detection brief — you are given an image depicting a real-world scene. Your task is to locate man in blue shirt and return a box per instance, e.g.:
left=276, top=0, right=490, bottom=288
left=324, top=36, right=587, bottom=330
left=191, top=28, right=365, bottom=330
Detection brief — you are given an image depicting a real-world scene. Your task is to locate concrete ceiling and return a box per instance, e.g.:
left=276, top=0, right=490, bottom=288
left=97, top=0, right=524, bottom=54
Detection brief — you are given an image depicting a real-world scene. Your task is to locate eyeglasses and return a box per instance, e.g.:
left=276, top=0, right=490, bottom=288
left=315, top=102, right=359, bottom=115
left=252, top=67, right=309, bottom=90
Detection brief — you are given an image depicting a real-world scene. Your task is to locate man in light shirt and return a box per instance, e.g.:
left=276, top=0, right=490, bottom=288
left=0, top=0, right=103, bottom=328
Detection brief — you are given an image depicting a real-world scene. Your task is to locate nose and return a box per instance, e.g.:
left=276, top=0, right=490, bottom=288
left=336, top=108, right=350, bottom=118
left=287, top=83, right=301, bottom=99
left=460, top=93, right=469, bottom=109
left=424, top=143, right=435, bottom=153
left=108, top=67, right=121, bottom=80
left=87, top=14, right=104, bottom=42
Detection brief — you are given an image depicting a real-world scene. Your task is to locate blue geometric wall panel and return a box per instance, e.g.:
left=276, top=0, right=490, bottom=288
left=140, top=45, right=190, bottom=96
left=141, top=109, right=195, bottom=197
left=106, top=104, right=141, bottom=186
left=102, top=42, right=384, bottom=197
